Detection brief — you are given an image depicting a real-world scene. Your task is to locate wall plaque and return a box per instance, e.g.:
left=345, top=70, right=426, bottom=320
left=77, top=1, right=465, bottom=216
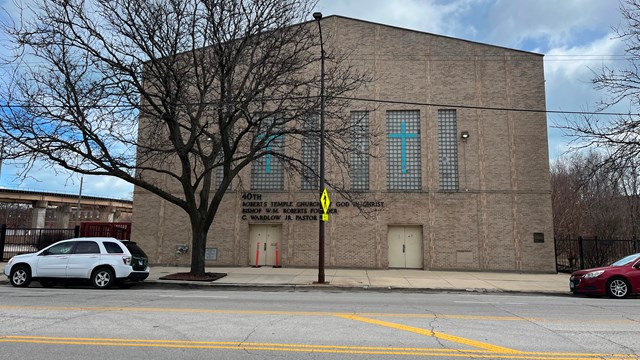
left=205, top=248, right=218, bottom=260
left=533, top=233, right=544, bottom=243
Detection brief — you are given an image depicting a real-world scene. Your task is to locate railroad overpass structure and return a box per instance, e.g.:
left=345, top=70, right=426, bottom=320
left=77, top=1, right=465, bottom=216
left=0, top=188, right=133, bottom=228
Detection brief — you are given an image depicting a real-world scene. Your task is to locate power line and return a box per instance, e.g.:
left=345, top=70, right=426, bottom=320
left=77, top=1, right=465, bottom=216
left=0, top=53, right=632, bottom=65
left=334, top=96, right=635, bottom=117
left=0, top=96, right=634, bottom=117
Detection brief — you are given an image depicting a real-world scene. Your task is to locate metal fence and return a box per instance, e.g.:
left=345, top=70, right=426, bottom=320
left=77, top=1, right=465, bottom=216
left=79, top=222, right=131, bottom=240
left=555, top=236, right=640, bottom=273
left=0, top=224, right=79, bottom=261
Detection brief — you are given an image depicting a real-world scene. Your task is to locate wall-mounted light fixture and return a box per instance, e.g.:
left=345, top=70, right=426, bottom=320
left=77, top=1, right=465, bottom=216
left=461, top=131, right=470, bottom=141
left=176, top=244, right=189, bottom=254
left=460, top=131, right=469, bottom=191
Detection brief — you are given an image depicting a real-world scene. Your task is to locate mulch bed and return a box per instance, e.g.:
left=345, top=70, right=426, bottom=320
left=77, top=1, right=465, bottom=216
left=158, top=272, right=227, bottom=282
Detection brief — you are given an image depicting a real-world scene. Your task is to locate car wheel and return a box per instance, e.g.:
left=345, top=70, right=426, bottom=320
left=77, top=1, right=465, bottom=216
left=10, top=266, right=32, bottom=287
left=91, top=268, right=115, bottom=289
left=606, top=278, right=630, bottom=299
left=39, top=280, right=57, bottom=288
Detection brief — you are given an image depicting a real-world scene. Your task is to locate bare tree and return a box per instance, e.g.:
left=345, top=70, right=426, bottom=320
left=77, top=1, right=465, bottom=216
left=562, top=0, right=640, bottom=171
left=615, top=158, right=640, bottom=239
left=0, top=203, right=31, bottom=228
left=0, top=0, right=370, bottom=275
left=551, top=151, right=636, bottom=239
left=577, top=153, right=625, bottom=238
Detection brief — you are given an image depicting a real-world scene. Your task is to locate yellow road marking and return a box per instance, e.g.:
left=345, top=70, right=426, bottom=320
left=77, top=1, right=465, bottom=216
left=1, top=306, right=638, bottom=358
left=0, top=336, right=636, bottom=359
left=338, top=314, right=521, bottom=354
left=0, top=305, right=529, bottom=321
left=1, top=335, right=488, bottom=352
left=0, top=305, right=635, bottom=325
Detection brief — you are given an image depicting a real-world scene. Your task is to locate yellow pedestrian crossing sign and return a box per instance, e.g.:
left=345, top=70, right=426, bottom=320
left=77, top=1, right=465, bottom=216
left=320, top=188, right=330, bottom=220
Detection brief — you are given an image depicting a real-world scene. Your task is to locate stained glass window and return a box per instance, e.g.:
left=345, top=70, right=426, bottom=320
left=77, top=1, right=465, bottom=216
left=350, top=111, right=369, bottom=191
left=301, top=116, right=319, bottom=190
left=387, top=110, right=421, bottom=191
left=251, top=124, right=284, bottom=190
left=438, top=109, right=459, bottom=191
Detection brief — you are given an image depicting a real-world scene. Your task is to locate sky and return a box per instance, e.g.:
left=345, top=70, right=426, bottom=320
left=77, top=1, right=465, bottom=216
left=0, top=0, right=630, bottom=200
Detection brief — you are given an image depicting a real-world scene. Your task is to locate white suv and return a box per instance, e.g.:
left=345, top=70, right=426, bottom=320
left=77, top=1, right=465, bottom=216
left=3, top=237, right=150, bottom=289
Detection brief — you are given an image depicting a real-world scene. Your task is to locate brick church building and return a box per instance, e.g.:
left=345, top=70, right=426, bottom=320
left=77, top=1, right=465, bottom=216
left=132, top=16, right=555, bottom=272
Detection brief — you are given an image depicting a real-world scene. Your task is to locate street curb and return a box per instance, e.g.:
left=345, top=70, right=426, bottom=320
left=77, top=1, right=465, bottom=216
left=0, top=278, right=571, bottom=297
left=0, top=280, right=571, bottom=296
left=135, top=280, right=571, bottom=297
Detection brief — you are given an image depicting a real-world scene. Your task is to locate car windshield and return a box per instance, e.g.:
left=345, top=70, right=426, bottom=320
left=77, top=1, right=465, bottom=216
left=611, top=254, right=640, bottom=266
left=124, top=242, right=147, bottom=257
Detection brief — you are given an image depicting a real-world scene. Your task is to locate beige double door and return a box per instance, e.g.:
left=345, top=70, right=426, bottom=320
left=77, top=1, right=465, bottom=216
left=388, top=226, right=423, bottom=269
left=249, top=224, right=282, bottom=266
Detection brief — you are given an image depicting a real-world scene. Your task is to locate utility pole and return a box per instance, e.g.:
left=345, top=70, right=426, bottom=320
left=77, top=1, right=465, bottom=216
left=313, top=11, right=326, bottom=284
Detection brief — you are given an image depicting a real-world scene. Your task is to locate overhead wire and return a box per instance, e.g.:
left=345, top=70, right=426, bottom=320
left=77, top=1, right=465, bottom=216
left=0, top=51, right=635, bottom=117
left=0, top=95, right=634, bottom=117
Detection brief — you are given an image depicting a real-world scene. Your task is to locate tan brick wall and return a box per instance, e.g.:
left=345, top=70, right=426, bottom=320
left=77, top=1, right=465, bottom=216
left=131, top=16, right=556, bottom=273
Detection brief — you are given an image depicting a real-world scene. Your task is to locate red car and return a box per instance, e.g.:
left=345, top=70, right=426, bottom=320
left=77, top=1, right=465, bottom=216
left=570, top=253, right=640, bottom=298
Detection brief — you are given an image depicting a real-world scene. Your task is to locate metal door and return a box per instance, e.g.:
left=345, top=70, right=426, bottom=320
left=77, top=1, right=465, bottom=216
left=249, top=225, right=267, bottom=266
left=388, top=226, right=406, bottom=268
left=35, top=241, right=75, bottom=277
left=264, top=225, right=281, bottom=266
left=66, top=240, right=101, bottom=278
left=404, top=226, right=423, bottom=269
left=388, top=226, right=423, bottom=269
left=249, top=225, right=281, bottom=266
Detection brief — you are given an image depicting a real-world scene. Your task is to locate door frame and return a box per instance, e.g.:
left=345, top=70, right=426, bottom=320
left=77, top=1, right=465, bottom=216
left=387, top=225, right=423, bottom=269
left=249, top=224, right=282, bottom=267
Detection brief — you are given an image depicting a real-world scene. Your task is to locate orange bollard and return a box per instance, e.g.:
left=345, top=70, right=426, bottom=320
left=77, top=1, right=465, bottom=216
left=253, top=242, right=261, bottom=267
left=273, top=243, right=281, bottom=268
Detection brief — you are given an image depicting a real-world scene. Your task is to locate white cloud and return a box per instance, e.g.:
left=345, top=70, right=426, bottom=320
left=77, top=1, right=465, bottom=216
left=0, top=0, right=633, bottom=194
left=85, top=176, right=133, bottom=200
left=317, top=0, right=480, bottom=36
left=544, top=33, right=628, bottom=117
left=544, top=32, right=629, bottom=160
left=486, top=0, right=621, bottom=48
left=0, top=160, right=133, bottom=199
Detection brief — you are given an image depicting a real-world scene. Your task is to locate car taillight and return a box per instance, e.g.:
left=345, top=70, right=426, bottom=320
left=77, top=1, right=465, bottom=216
left=122, top=256, right=132, bottom=265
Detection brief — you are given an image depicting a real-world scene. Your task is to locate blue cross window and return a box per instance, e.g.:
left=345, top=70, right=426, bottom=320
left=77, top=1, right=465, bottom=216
left=251, top=130, right=284, bottom=190
left=258, top=133, right=280, bottom=174
left=387, top=110, right=421, bottom=191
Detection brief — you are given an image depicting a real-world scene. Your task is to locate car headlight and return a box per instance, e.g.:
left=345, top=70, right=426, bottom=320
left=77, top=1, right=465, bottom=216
left=584, top=270, right=605, bottom=279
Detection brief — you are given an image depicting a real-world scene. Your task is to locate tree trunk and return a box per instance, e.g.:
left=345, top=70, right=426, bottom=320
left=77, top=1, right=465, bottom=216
left=189, top=217, right=210, bottom=276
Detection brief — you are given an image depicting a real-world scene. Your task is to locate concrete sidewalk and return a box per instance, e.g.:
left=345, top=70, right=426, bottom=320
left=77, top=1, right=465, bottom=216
left=148, top=266, right=570, bottom=294
left=1, top=261, right=571, bottom=294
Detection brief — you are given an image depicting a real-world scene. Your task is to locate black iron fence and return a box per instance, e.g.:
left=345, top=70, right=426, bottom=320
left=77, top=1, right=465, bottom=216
left=555, top=236, right=640, bottom=273
left=0, top=225, right=79, bottom=261
left=3, top=225, right=636, bottom=272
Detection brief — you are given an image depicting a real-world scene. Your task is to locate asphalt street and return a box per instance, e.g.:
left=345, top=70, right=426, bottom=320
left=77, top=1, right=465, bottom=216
left=1, top=286, right=639, bottom=359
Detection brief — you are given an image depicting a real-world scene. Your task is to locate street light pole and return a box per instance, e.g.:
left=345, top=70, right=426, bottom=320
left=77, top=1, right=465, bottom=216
left=313, top=11, right=326, bottom=284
